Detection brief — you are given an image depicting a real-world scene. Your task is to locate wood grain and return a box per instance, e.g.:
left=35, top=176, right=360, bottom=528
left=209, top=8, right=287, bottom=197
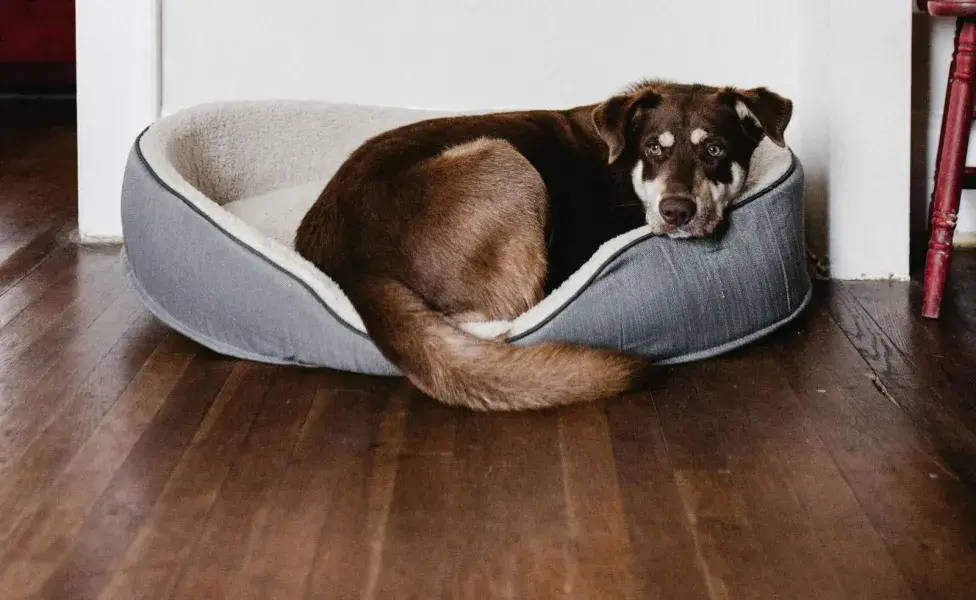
left=164, top=369, right=319, bottom=600
left=443, top=406, right=569, bottom=599
left=776, top=296, right=976, bottom=600
left=369, top=399, right=462, bottom=599
left=559, top=403, right=637, bottom=600
left=236, top=384, right=389, bottom=600
left=606, top=395, right=712, bottom=600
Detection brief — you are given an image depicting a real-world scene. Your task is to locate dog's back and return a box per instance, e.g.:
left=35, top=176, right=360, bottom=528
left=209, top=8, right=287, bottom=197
left=295, top=109, right=643, bottom=291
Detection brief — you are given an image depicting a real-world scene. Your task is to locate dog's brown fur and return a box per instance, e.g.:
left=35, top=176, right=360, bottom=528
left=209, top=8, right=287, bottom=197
left=294, top=80, right=792, bottom=410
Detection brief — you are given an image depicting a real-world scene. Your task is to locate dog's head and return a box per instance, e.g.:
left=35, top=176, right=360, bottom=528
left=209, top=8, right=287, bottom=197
left=592, top=80, right=792, bottom=238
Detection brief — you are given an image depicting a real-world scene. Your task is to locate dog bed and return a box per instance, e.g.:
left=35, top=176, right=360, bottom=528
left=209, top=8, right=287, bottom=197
left=119, top=99, right=811, bottom=377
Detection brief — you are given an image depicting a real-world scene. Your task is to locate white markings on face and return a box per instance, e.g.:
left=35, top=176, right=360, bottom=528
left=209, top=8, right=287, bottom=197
left=707, top=160, right=748, bottom=205
left=730, top=161, right=746, bottom=193
left=631, top=161, right=645, bottom=201
left=735, top=100, right=761, bottom=127
left=658, top=131, right=675, bottom=148
left=631, top=160, right=664, bottom=212
left=708, top=180, right=725, bottom=204
left=690, top=128, right=708, bottom=145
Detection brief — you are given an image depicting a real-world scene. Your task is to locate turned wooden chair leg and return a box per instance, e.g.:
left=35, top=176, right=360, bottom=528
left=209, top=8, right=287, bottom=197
left=923, top=18, right=976, bottom=318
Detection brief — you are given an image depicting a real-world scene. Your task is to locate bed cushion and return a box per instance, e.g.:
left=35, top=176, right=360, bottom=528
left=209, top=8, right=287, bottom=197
left=120, top=99, right=811, bottom=376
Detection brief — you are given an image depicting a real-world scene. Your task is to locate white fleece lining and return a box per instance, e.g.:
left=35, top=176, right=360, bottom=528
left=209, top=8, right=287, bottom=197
left=138, top=99, right=793, bottom=340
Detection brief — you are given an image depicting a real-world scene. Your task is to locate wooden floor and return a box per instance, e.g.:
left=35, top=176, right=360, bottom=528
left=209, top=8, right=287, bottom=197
left=1, top=100, right=975, bottom=600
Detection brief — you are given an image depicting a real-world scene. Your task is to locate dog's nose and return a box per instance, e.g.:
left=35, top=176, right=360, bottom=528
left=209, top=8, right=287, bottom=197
left=659, top=196, right=697, bottom=226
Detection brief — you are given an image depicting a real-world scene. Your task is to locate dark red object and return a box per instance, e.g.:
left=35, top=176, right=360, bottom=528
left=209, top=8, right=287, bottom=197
left=0, top=0, right=75, bottom=90
left=0, top=0, right=75, bottom=63
left=922, top=3, right=976, bottom=318
left=929, top=1, right=976, bottom=17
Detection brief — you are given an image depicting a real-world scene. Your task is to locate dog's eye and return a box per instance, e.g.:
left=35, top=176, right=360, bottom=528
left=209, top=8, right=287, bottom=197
left=647, top=142, right=663, bottom=156
left=706, top=143, right=724, bottom=157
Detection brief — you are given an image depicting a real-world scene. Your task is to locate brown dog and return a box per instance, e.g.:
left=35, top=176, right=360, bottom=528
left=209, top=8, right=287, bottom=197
left=294, top=79, right=792, bottom=410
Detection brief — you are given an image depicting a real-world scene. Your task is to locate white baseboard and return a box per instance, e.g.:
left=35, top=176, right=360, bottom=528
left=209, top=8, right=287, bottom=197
left=831, top=274, right=912, bottom=282
left=75, top=230, right=124, bottom=245
left=955, top=231, right=976, bottom=248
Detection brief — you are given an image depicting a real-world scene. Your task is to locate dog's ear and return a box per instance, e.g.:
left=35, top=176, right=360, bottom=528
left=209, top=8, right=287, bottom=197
left=592, top=91, right=660, bottom=164
left=730, top=87, right=793, bottom=147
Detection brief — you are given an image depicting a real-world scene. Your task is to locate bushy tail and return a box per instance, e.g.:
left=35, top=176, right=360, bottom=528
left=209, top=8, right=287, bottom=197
left=350, top=277, right=651, bottom=411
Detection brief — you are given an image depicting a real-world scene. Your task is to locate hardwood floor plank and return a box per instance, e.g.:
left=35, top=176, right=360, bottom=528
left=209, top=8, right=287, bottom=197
left=674, top=468, right=773, bottom=600
left=941, top=250, right=976, bottom=331
left=0, top=243, right=88, bottom=331
left=606, top=395, right=713, bottom=600
left=94, top=363, right=268, bottom=600
left=844, top=280, right=976, bottom=432
left=0, top=142, right=76, bottom=244
left=230, top=383, right=389, bottom=600
left=0, top=253, right=127, bottom=393
left=0, top=153, right=75, bottom=249
left=357, top=385, right=408, bottom=600
left=439, top=403, right=568, bottom=599
left=652, top=368, right=729, bottom=472
left=920, top=253, right=976, bottom=410
left=0, top=221, right=71, bottom=297
left=370, top=398, right=461, bottom=599
left=0, top=196, right=70, bottom=247
left=0, top=290, right=146, bottom=466
left=0, top=248, right=122, bottom=392
left=772, top=436, right=916, bottom=600
left=33, top=351, right=237, bottom=600
left=775, top=298, right=976, bottom=600
left=94, top=565, right=174, bottom=600
left=0, top=170, right=75, bottom=256
left=700, top=356, right=869, bottom=600
left=0, top=337, right=194, bottom=596
left=164, top=368, right=319, bottom=599
left=558, top=403, right=637, bottom=600
left=0, top=245, right=119, bottom=332
left=290, top=382, right=407, bottom=600
left=653, top=368, right=784, bottom=600
left=924, top=303, right=976, bottom=398
left=825, top=283, right=976, bottom=486
left=0, top=331, right=192, bottom=542
left=0, top=313, right=168, bottom=545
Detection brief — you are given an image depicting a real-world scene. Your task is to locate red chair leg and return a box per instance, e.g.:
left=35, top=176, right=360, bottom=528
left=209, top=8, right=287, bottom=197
left=930, top=20, right=960, bottom=202
left=923, top=18, right=976, bottom=318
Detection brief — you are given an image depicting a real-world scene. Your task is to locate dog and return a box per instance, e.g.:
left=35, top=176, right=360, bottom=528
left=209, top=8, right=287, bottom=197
left=294, top=79, right=792, bottom=411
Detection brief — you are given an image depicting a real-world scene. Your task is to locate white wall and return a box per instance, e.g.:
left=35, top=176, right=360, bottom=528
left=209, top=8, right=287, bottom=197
left=161, top=1, right=799, bottom=114
left=913, top=14, right=976, bottom=245
left=821, top=0, right=912, bottom=279
left=77, top=0, right=915, bottom=279
left=75, top=0, right=160, bottom=242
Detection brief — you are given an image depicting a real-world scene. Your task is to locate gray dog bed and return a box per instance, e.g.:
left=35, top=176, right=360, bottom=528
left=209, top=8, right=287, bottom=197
left=119, top=99, right=811, bottom=376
